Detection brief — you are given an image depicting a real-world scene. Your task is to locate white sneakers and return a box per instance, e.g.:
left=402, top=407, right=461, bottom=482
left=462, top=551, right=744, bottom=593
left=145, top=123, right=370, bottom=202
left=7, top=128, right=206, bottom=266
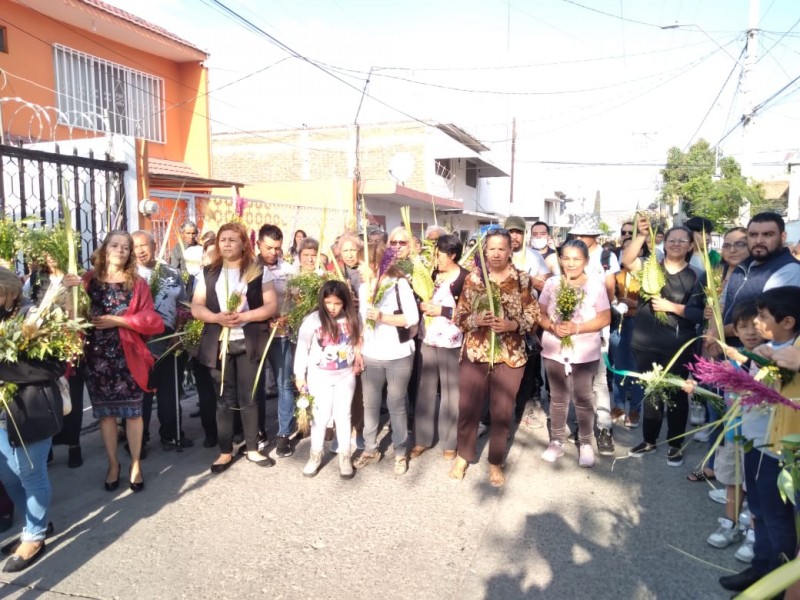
left=708, top=488, right=728, bottom=505
left=303, top=450, right=323, bottom=477
left=707, top=517, right=744, bottom=548
left=735, top=528, right=755, bottom=563
left=541, top=441, right=565, bottom=462
left=578, top=444, right=595, bottom=468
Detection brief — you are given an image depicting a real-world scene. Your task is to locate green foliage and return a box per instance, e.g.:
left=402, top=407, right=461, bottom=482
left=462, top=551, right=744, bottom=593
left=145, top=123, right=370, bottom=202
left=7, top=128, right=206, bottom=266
left=659, top=140, right=765, bottom=230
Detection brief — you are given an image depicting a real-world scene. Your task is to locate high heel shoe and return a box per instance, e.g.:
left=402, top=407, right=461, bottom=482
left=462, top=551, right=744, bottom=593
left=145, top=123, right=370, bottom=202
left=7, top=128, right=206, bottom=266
left=105, top=464, right=120, bottom=492
left=129, top=465, right=144, bottom=493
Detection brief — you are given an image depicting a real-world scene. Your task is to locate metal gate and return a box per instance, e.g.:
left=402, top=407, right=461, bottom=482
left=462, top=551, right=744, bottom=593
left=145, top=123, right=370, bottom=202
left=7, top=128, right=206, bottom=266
left=149, top=190, right=353, bottom=255
left=0, top=143, right=127, bottom=267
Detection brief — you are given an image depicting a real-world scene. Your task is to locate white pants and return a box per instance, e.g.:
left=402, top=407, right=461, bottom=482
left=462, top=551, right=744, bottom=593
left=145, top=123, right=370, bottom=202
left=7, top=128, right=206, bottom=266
left=593, top=335, right=612, bottom=430
left=308, top=369, right=356, bottom=454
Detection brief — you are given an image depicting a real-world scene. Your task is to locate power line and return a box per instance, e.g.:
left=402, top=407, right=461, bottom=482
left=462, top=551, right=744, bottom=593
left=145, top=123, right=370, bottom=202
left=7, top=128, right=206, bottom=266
left=560, top=0, right=663, bottom=28
left=684, top=44, right=747, bottom=150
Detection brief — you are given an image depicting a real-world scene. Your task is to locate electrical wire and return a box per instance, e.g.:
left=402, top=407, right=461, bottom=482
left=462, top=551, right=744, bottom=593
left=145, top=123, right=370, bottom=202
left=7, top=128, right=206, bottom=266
left=683, top=44, right=747, bottom=150
left=560, top=0, right=664, bottom=28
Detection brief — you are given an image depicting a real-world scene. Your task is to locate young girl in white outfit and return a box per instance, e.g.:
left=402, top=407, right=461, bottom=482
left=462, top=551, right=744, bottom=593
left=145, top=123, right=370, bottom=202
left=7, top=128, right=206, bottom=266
left=294, top=280, right=363, bottom=478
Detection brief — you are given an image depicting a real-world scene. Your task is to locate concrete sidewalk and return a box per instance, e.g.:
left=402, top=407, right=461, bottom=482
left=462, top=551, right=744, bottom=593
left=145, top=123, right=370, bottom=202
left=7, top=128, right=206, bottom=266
left=0, top=396, right=741, bottom=599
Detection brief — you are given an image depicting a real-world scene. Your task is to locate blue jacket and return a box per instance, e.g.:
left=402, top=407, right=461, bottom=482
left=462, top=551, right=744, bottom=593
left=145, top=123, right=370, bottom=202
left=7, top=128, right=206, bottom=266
left=723, top=248, right=800, bottom=325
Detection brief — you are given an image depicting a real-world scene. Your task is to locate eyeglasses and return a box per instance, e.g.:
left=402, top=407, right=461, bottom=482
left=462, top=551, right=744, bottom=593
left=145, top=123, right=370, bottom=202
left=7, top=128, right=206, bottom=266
left=666, top=238, right=690, bottom=245
left=722, top=241, right=748, bottom=250
left=621, top=230, right=633, bottom=236
left=389, top=240, right=409, bottom=247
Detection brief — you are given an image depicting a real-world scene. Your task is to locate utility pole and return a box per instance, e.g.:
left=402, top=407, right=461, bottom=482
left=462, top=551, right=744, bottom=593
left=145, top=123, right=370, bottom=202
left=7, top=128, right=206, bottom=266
left=509, top=117, right=516, bottom=204
left=739, top=0, right=760, bottom=178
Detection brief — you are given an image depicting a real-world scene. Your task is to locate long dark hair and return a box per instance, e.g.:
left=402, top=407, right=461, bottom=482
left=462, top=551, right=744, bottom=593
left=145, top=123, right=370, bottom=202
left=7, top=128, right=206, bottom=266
left=93, top=230, right=138, bottom=290
left=209, top=222, right=256, bottom=275
left=317, top=280, right=361, bottom=344
left=290, top=229, right=307, bottom=255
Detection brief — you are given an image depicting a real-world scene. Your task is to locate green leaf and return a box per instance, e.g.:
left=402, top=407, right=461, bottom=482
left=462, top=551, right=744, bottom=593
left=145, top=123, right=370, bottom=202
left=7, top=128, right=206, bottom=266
left=778, top=469, right=795, bottom=505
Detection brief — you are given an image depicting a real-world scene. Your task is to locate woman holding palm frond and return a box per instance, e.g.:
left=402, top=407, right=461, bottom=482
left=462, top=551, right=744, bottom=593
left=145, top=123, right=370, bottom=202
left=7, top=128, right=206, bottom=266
left=621, top=219, right=706, bottom=466
left=450, top=229, right=540, bottom=487
left=192, top=223, right=277, bottom=473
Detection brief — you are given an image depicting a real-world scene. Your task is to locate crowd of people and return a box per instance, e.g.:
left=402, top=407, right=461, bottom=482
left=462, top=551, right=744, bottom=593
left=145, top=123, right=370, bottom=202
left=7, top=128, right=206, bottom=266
left=0, top=209, right=798, bottom=598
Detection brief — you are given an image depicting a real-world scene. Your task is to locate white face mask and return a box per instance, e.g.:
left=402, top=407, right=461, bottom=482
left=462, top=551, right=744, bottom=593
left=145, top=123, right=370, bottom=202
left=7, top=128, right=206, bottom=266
left=531, top=238, right=548, bottom=250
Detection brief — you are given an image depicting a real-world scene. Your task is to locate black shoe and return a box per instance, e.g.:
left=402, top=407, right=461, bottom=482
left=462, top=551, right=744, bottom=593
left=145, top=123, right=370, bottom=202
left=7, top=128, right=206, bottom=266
left=129, top=466, right=144, bottom=493
left=203, top=436, right=218, bottom=448
left=161, top=437, right=194, bottom=451
left=1, top=522, right=53, bottom=555
left=628, top=442, right=657, bottom=457
left=597, top=428, right=615, bottom=456
left=666, top=446, right=684, bottom=467
left=210, top=459, right=233, bottom=474
left=720, top=567, right=761, bottom=592
left=276, top=435, right=293, bottom=458
left=105, top=465, right=121, bottom=492
left=67, top=446, right=83, bottom=469
left=3, top=541, right=46, bottom=573
left=246, top=451, right=276, bottom=468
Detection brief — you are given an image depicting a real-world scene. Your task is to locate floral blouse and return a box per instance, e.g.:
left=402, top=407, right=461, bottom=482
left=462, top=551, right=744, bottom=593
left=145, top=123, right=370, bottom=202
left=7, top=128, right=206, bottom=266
left=453, top=267, right=541, bottom=368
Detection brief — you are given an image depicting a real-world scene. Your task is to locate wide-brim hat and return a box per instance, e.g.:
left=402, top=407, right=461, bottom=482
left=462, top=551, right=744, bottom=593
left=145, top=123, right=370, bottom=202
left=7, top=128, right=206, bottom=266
left=569, top=213, right=602, bottom=236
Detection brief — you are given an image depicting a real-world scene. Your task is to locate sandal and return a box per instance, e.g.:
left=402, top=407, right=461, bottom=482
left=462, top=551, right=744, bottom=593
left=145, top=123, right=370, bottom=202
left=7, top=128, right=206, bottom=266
left=449, top=457, right=468, bottom=481
left=687, top=468, right=716, bottom=482
left=488, top=464, right=506, bottom=488
left=353, top=451, right=381, bottom=469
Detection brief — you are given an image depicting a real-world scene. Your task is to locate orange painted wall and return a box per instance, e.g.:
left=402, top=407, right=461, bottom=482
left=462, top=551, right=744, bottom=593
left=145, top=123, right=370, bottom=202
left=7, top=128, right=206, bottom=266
left=0, top=0, right=210, bottom=170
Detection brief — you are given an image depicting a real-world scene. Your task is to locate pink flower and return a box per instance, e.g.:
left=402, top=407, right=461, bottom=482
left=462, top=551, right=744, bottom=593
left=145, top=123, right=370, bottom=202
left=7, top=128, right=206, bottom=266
left=688, top=357, right=797, bottom=410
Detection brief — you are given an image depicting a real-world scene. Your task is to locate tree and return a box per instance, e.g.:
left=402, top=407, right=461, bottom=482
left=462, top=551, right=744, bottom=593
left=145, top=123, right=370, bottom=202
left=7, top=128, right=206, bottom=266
left=659, top=140, right=764, bottom=230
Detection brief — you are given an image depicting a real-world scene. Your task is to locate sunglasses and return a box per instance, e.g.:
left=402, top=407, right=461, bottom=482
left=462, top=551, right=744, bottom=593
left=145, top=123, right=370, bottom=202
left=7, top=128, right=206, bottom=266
left=389, top=240, right=409, bottom=247
left=621, top=230, right=633, bottom=235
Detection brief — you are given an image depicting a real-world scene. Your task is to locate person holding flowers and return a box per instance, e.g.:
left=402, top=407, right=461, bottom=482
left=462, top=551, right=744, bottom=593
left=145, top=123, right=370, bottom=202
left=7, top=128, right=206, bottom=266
left=538, top=239, right=611, bottom=468
left=192, top=223, right=278, bottom=473
left=355, top=241, right=419, bottom=475
left=0, top=268, right=67, bottom=572
left=450, top=228, right=540, bottom=487
left=621, top=220, right=706, bottom=466
left=82, top=231, right=164, bottom=492
left=412, top=234, right=469, bottom=461
left=294, top=280, right=363, bottom=478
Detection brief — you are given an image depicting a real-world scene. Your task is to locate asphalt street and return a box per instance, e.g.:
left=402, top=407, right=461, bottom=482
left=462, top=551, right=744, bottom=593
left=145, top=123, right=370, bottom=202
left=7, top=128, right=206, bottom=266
left=0, top=392, right=743, bottom=600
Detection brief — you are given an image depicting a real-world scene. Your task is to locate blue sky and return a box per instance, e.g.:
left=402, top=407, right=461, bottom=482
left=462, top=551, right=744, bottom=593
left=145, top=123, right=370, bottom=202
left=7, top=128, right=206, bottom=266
left=107, top=0, right=800, bottom=220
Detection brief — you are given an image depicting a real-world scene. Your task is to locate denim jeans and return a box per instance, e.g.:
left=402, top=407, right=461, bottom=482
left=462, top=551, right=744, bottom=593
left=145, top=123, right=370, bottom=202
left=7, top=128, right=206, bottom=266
left=745, top=449, right=797, bottom=576
left=609, top=317, right=643, bottom=414
left=362, top=355, right=413, bottom=455
left=268, top=337, right=297, bottom=437
left=0, top=427, right=52, bottom=542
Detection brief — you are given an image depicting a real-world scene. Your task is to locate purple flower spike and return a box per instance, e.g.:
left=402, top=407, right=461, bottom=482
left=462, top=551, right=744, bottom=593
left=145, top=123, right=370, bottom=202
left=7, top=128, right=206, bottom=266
left=688, top=357, right=797, bottom=409
left=378, top=245, right=398, bottom=278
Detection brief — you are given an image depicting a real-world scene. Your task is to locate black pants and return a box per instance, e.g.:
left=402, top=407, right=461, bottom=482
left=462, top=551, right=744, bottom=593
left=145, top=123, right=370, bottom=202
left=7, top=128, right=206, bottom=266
left=209, top=343, right=260, bottom=454
left=514, top=349, right=541, bottom=420
left=53, top=367, right=85, bottom=447
left=143, top=353, right=183, bottom=444
left=635, top=348, right=690, bottom=448
left=193, top=359, right=217, bottom=441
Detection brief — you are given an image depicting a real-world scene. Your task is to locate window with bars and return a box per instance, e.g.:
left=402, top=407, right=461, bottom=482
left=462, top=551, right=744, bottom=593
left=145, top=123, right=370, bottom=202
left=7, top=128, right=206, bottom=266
left=53, top=44, right=166, bottom=143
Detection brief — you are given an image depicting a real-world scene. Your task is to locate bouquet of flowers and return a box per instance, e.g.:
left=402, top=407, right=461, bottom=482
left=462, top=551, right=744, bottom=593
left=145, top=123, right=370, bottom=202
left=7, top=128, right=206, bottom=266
left=295, top=391, right=315, bottom=436
left=366, top=246, right=398, bottom=329
left=554, top=277, right=585, bottom=349
left=0, top=218, right=24, bottom=267
left=285, top=270, right=337, bottom=341
left=180, top=318, right=204, bottom=354
left=218, top=263, right=262, bottom=394
left=473, top=238, right=503, bottom=368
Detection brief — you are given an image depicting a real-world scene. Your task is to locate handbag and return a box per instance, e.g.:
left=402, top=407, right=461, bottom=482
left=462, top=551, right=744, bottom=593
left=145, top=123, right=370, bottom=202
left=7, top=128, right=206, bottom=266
left=393, top=282, right=419, bottom=343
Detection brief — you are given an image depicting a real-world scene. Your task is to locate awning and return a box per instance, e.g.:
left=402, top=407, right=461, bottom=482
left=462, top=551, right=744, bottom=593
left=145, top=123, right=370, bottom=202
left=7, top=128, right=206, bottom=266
left=148, top=157, right=243, bottom=190
left=361, top=180, right=463, bottom=210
